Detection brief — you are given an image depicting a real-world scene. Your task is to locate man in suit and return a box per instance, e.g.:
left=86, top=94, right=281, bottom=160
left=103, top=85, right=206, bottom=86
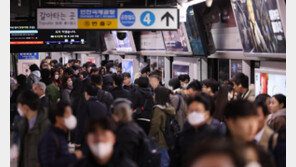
left=32, top=82, right=50, bottom=109
left=254, top=101, right=278, bottom=151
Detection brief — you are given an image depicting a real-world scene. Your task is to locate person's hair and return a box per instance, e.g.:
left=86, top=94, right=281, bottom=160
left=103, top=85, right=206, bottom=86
left=29, top=64, right=39, bottom=72
left=33, top=82, right=46, bottom=92
left=17, top=90, right=39, bottom=111
left=202, top=79, right=219, bottom=94
left=214, top=83, right=233, bottom=122
left=40, top=69, right=52, bottom=85
left=255, top=94, right=271, bottom=105
left=141, top=66, right=150, bottom=74
left=154, top=87, right=170, bottom=106
left=50, top=60, right=58, bottom=65
left=186, top=137, right=246, bottom=167
left=112, top=98, right=133, bottom=124
left=49, top=101, right=70, bottom=124
left=80, top=71, right=88, bottom=79
left=113, top=74, right=124, bottom=87
left=71, top=78, right=84, bottom=98
left=64, top=68, right=74, bottom=76
left=72, top=65, right=80, bottom=71
left=231, top=72, right=249, bottom=88
left=272, top=94, right=286, bottom=108
left=224, top=99, right=258, bottom=119
left=99, top=67, right=105, bottom=75
left=187, top=80, right=202, bottom=91
left=85, top=116, right=117, bottom=134
left=90, top=68, right=99, bottom=74
left=138, top=77, right=149, bottom=88
left=169, top=78, right=181, bottom=90
left=255, top=101, right=269, bottom=117
left=149, top=74, right=160, bottom=81
left=45, top=56, right=51, bottom=60
left=187, top=93, right=212, bottom=114
left=91, top=74, right=103, bottom=85
left=122, top=72, right=131, bottom=78
left=16, top=74, right=27, bottom=86
left=61, top=76, right=71, bottom=89
left=178, top=74, right=190, bottom=82
left=85, top=84, right=99, bottom=96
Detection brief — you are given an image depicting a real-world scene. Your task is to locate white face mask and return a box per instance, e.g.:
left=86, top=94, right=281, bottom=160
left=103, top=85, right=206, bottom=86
left=245, top=162, right=262, bottom=167
left=55, top=75, right=59, bottom=80
left=17, top=107, right=24, bottom=117
left=188, top=112, right=205, bottom=126
left=64, top=115, right=77, bottom=130
left=89, top=142, right=113, bottom=159
left=183, top=83, right=189, bottom=89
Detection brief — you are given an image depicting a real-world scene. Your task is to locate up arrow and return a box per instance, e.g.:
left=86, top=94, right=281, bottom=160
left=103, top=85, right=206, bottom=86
left=161, top=12, right=174, bottom=27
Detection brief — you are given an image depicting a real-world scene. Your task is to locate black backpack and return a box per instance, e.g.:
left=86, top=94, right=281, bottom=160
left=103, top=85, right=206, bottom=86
left=127, top=126, right=161, bottom=167
left=162, top=111, right=180, bottom=149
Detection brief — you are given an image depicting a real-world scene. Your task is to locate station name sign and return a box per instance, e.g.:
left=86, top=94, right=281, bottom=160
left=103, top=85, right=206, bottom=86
left=37, top=8, right=179, bottom=30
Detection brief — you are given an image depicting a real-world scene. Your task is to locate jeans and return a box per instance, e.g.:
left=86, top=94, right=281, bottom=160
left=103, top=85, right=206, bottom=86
left=159, top=148, right=170, bottom=167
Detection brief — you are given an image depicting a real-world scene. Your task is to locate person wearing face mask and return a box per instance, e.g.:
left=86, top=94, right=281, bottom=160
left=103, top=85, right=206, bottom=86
left=51, top=69, right=62, bottom=88
left=38, top=101, right=83, bottom=167
left=75, top=117, right=137, bottom=167
left=267, top=94, right=286, bottom=132
left=60, top=76, right=73, bottom=104
left=170, top=94, right=223, bottom=167
left=42, top=69, right=60, bottom=104
left=16, top=90, right=50, bottom=167
left=174, top=80, right=202, bottom=103
left=178, top=74, right=190, bottom=89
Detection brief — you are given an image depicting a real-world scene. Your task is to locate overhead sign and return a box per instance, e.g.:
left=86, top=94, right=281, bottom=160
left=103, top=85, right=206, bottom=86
left=37, top=8, right=179, bottom=30
left=18, top=52, right=39, bottom=60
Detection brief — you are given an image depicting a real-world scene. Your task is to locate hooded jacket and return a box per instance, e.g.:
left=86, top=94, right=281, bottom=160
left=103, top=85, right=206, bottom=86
left=148, top=104, right=175, bottom=148
left=27, top=70, right=41, bottom=89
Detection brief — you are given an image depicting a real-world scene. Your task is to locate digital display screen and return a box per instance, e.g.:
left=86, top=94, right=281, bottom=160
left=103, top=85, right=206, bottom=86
left=255, top=72, right=286, bottom=96
left=184, top=7, right=205, bottom=55
left=172, top=64, right=189, bottom=78
left=10, top=21, right=101, bottom=52
left=162, top=23, right=190, bottom=53
left=112, top=31, right=136, bottom=52
left=232, top=0, right=286, bottom=54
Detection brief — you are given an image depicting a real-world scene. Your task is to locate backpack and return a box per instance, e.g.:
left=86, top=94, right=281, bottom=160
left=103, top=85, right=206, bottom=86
left=127, top=126, right=161, bottom=167
left=162, top=111, right=180, bottom=149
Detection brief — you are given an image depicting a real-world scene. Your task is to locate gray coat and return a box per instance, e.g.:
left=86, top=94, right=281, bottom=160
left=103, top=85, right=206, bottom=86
left=61, top=88, right=72, bottom=104
left=18, top=109, right=50, bottom=167
left=27, top=71, right=41, bottom=89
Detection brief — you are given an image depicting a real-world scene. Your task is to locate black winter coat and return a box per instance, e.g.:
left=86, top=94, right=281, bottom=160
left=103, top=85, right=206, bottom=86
left=131, top=87, right=154, bottom=111
left=38, top=125, right=77, bottom=167
left=75, top=147, right=137, bottom=167
left=116, top=122, right=145, bottom=163
left=97, top=88, right=114, bottom=112
left=110, top=87, right=131, bottom=100
left=39, top=96, right=50, bottom=109
left=170, top=124, right=223, bottom=167
left=75, top=97, right=108, bottom=151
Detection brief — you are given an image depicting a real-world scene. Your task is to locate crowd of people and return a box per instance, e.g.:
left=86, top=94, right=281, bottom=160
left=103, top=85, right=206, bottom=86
left=10, top=56, right=286, bottom=167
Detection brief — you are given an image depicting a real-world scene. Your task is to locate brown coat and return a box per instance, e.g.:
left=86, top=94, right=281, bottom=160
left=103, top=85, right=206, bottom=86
left=258, top=125, right=278, bottom=151
left=268, top=109, right=286, bottom=132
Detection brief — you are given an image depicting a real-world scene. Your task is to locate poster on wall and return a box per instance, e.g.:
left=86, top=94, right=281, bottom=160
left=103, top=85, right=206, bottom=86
left=172, top=64, right=190, bottom=78
left=162, top=23, right=191, bottom=53
left=232, top=0, right=286, bottom=56
left=255, top=71, right=286, bottom=96
left=140, top=31, right=166, bottom=51
left=122, top=59, right=134, bottom=83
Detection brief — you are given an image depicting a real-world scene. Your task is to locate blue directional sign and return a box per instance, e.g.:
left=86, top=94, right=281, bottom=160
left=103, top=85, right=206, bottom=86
left=120, top=11, right=136, bottom=27
left=18, top=52, right=39, bottom=60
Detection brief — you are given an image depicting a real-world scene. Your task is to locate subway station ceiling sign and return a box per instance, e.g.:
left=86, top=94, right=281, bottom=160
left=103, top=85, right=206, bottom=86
left=37, top=8, right=179, bottom=30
